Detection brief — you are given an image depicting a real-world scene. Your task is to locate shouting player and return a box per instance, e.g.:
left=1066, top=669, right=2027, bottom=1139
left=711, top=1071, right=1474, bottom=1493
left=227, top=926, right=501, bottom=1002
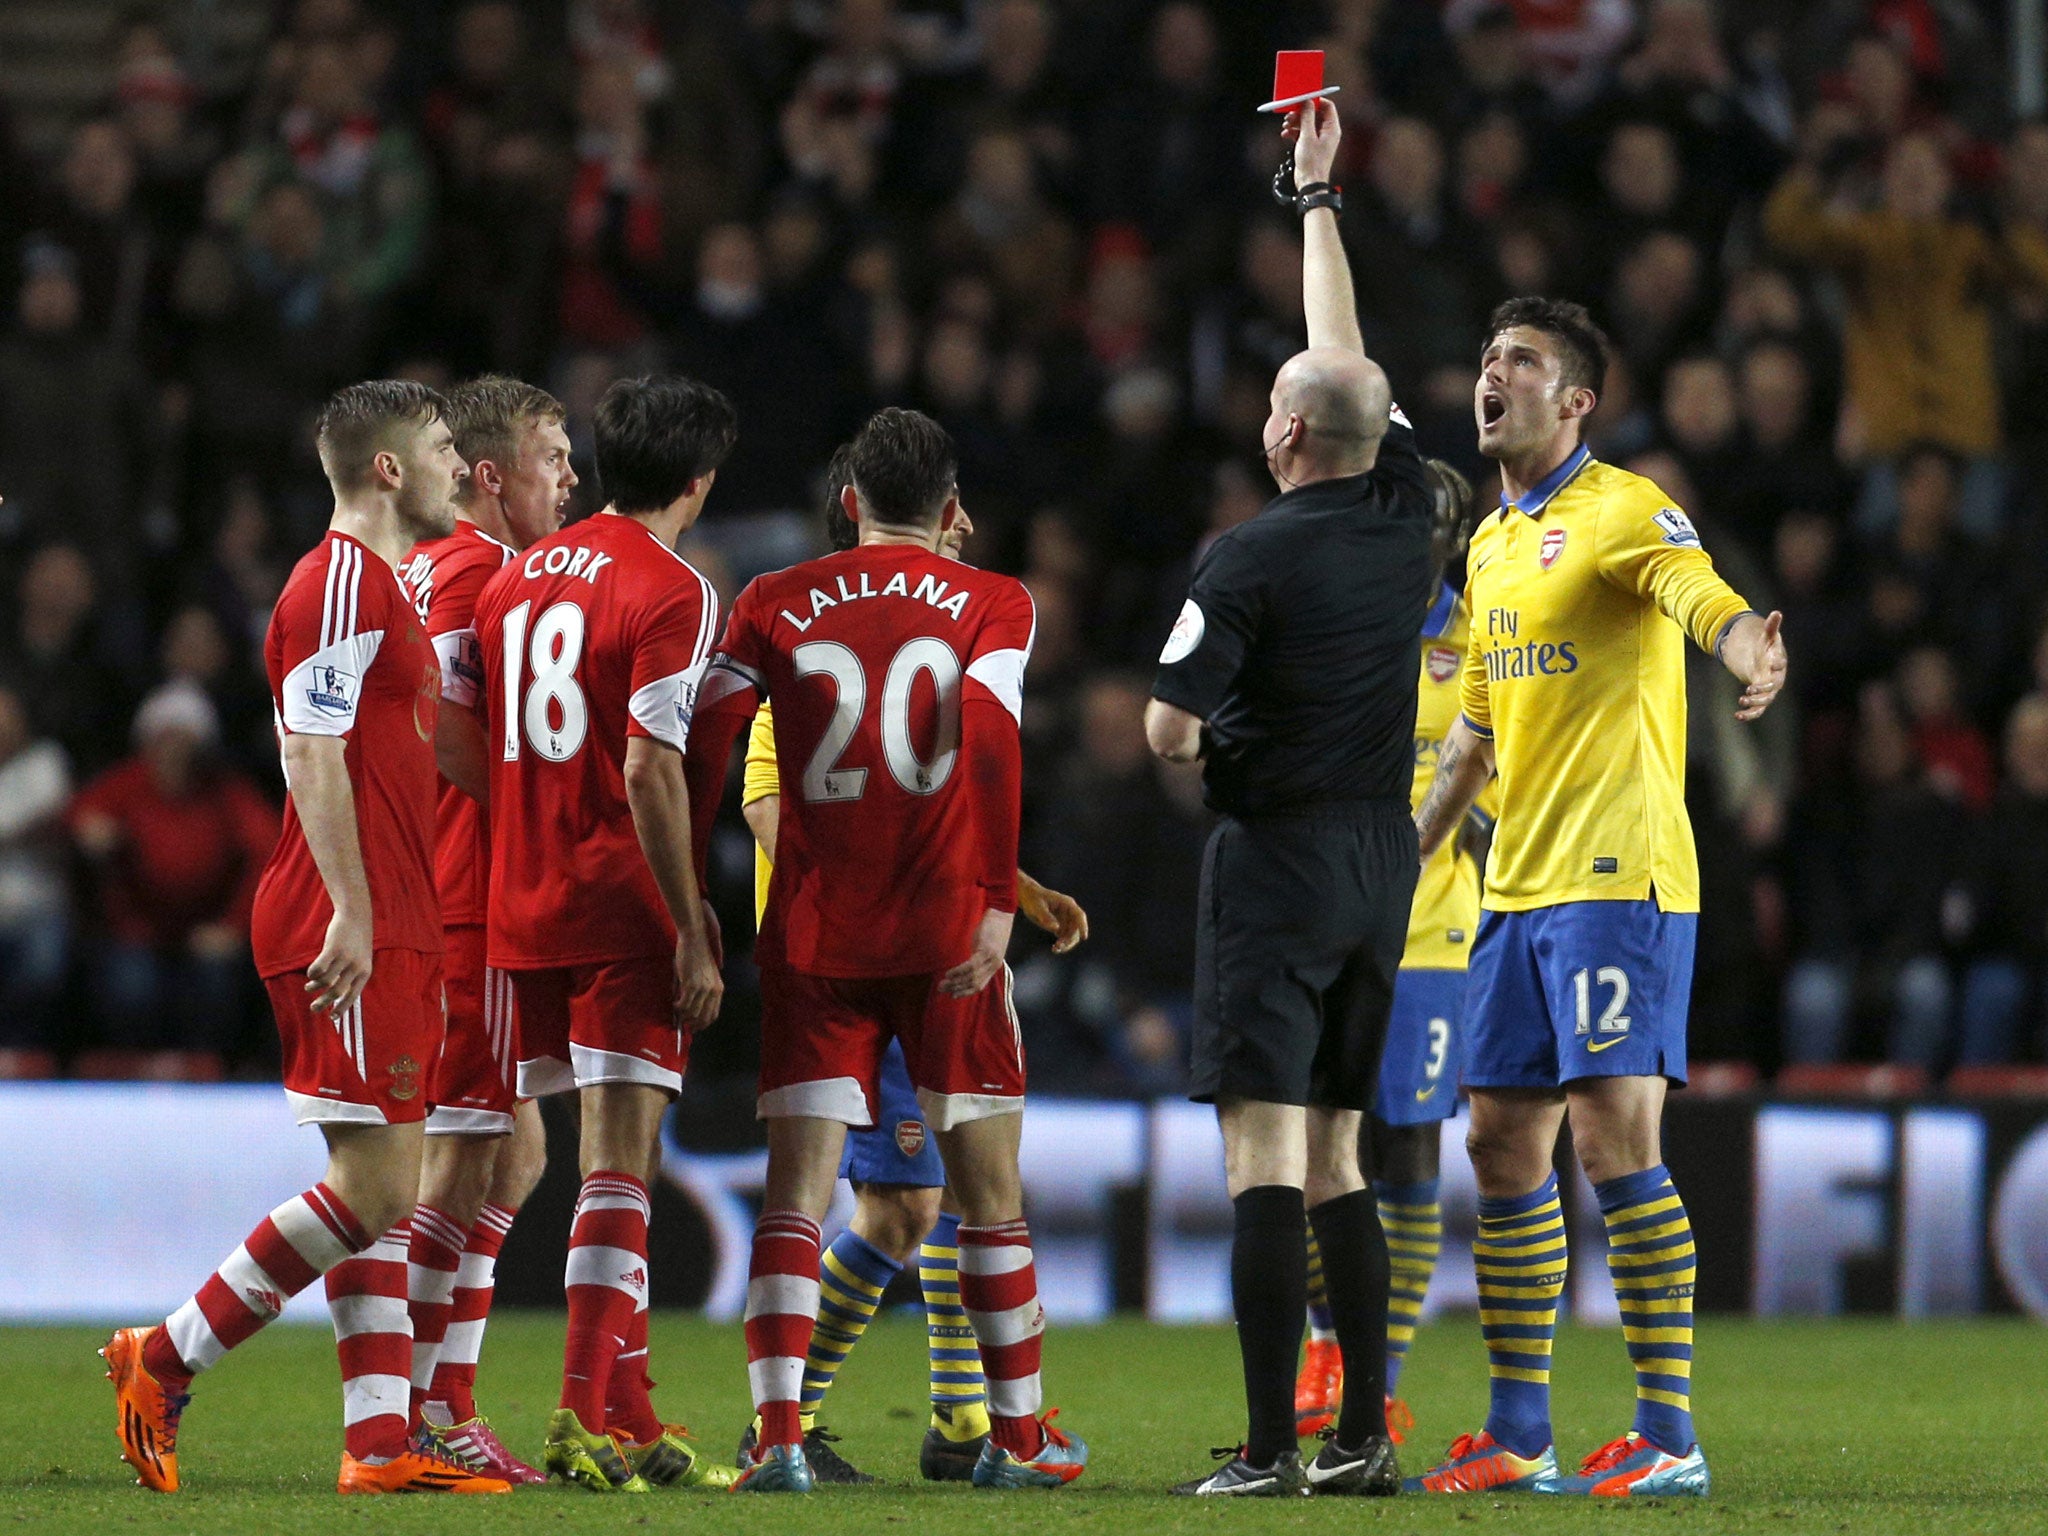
left=473, top=374, right=732, bottom=1493
left=394, top=376, right=578, bottom=1482
left=690, top=408, right=1088, bottom=1493
left=733, top=446, right=1089, bottom=1484
left=1295, top=459, right=1492, bottom=1448
left=1407, top=298, right=1786, bottom=1498
left=104, top=381, right=509, bottom=1495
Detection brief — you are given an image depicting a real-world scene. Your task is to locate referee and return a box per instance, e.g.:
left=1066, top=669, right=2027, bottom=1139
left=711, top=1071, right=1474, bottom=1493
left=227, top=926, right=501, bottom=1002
left=1149, top=100, right=1432, bottom=1499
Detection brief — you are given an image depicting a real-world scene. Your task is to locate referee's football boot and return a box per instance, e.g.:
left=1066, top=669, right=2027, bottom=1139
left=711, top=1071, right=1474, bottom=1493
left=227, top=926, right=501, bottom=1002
left=734, top=1420, right=873, bottom=1484
left=1305, top=1429, right=1400, bottom=1496
left=732, top=1440, right=814, bottom=1493
left=615, top=1421, right=739, bottom=1488
left=970, top=1409, right=1089, bottom=1488
left=1545, top=1432, right=1709, bottom=1498
left=543, top=1408, right=650, bottom=1492
left=102, top=1327, right=187, bottom=1492
left=1404, top=1430, right=1563, bottom=1494
left=1171, top=1445, right=1310, bottom=1497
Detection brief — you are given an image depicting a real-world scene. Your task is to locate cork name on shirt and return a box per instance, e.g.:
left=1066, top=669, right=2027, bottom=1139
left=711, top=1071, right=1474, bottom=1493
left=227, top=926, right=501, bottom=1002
left=778, top=569, right=970, bottom=633
left=520, top=543, right=614, bottom=583
left=1482, top=606, right=1579, bottom=682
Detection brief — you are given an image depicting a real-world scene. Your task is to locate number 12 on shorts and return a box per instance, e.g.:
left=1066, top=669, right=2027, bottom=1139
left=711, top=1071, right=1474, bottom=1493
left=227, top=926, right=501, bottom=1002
left=1573, top=966, right=1631, bottom=1038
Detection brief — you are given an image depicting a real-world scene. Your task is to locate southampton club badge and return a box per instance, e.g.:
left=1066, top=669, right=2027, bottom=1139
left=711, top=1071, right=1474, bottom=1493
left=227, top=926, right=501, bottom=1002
left=896, top=1120, right=927, bottom=1159
left=1426, top=645, right=1459, bottom=682
left=1539, top=528, right=1567, bottom=569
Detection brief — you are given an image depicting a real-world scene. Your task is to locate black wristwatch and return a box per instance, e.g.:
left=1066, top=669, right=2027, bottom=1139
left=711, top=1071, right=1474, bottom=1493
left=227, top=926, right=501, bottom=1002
left=1296, top=180, right=1342, bottom=216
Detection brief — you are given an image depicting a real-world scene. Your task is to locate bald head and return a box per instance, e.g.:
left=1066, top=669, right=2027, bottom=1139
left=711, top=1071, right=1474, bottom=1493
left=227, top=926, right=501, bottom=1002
left=1268, top=347, right=1390, bottom=481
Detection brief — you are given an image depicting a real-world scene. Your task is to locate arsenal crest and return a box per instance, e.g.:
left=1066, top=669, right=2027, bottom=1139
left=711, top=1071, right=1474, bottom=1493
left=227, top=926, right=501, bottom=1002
left=1426, top=646, right=1459, bottom=682
left=1539, top=528, right=1567, bottom=569
left=896, top=1120, right=927, bottom=1159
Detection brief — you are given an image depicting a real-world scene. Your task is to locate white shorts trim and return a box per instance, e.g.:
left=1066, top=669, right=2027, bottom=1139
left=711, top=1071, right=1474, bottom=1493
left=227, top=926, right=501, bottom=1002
left=424, top=1105, right=515, bottom=1136
left=517, top=1045, right=680, bottom=1098
left=757, top=1077, right=872, bottom=1125
left=284, top=1088, right=388, bottom=1127
left=916, top=1088, right=1023, bottom=1131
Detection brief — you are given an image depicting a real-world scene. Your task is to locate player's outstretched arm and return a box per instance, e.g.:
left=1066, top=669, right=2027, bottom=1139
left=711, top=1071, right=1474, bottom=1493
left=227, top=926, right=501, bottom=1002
left=1414, top=715, right=1497, bottom=863
left=1291, top=100, right=1364, bottom=358
left=624, top=736, right=723, bottom=1030
left=1716, top=609, right=1789, bottom=722
left=282, top=733, right=373, bottom=1017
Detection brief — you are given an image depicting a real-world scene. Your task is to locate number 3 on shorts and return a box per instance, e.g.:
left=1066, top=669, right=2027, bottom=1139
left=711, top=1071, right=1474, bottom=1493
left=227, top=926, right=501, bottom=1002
left=1572, top=966, right=1631, bottom=1037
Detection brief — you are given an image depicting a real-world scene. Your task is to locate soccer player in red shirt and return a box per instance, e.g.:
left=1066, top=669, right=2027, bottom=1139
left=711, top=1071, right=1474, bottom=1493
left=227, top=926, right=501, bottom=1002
left=103, top=381, right=510, bottom=1496
left=473, top=374, right=731, bottom=1493
left=689, top=408, right=1088, bottom=1493
left=391, top=375, right=577, bottom=1483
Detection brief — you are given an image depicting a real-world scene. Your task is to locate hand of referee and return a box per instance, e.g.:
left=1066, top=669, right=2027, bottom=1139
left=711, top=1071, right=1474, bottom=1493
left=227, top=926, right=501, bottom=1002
left=941, top=907, right=1017, bottom=997
left=1721, top=610, right=1789, bottom=721
left=1284, top=97, right=1341, bottom=188
left=305, top=906, right=372, bottom=1017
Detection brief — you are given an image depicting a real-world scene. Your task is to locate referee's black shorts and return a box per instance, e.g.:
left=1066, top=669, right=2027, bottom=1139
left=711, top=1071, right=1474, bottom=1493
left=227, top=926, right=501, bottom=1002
left=1190, top=801, right=1420, bottom=1110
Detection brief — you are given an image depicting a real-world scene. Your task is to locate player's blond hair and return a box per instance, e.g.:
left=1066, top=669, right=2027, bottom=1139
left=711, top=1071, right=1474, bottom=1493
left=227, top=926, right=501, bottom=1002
left=444, top=375, right=566, bottom=504
left=314, top=380, right=447, bottom=494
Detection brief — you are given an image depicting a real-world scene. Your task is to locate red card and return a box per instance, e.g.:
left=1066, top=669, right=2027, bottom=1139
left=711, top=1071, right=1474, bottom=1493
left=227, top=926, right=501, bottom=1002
left=1258, top=50, right=1340, bottom=113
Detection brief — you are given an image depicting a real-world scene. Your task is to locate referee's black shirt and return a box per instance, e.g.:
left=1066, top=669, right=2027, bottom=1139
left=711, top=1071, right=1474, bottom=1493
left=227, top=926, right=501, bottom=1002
left=1151, top=411, right=1434, bottom=818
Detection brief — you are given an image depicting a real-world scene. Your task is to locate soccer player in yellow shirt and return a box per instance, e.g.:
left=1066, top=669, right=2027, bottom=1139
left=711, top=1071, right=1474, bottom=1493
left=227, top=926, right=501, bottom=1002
left=1406, top=298, right=1786, bottom=1499
left=731, top=450, right=1087, bottom=1484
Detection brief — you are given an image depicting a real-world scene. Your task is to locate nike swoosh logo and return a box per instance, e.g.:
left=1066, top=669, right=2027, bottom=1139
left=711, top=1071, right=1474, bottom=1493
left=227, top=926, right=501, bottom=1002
left=1414, top=1084, right=1438, bottom=1102
left=1587, top=1035, right=1628, bottom=1053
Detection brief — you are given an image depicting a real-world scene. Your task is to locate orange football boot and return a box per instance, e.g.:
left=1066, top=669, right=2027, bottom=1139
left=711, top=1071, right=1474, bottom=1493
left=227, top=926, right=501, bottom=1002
left=102, top=1326, right=187, bottom=1492
left=1385, top=1394, right=1415, bottom=1446
left=1293, top=1338, right=1342, bottom=1437
left=337, top=1447, right=513, bottom=1494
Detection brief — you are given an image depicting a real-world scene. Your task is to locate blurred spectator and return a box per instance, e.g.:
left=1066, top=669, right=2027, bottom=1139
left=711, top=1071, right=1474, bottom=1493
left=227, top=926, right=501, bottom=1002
left=1350, top=117, right=1485, bottom=399
left=0, top=683, right=70, bottom=1052
left=1896, top=645, right=1994, bottom=810
left=66, top=683, right=277, bottom=1056
left=30, top=116, right=172, bottom=352
left=1722, top=339, right=1849, bottom=556
left=1445, top=0, right=1633, bottom=109
left=1952, top=694, right=2048, bottom=1063
left=1781, top=682, right=1965, bottom=1068
left=0, top=546, right=130, bottom=778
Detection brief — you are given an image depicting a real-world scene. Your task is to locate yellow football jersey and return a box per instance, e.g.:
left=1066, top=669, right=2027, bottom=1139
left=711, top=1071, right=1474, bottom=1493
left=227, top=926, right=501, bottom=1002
left=742, top=702, right=779, bottom=927
left=1407, top=586, right=1495, bottom=969
left=1458, top=448, right=1753, bottom=913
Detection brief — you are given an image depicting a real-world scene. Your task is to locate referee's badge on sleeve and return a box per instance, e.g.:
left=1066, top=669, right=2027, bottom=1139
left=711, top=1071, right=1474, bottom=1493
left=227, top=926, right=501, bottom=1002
left=1161, top=598, right=1205, bottom=664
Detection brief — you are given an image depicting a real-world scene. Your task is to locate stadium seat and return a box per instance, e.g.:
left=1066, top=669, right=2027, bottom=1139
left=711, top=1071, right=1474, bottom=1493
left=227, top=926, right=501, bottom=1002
left=1774, top=1063, right=1931, bottom=1099
left=1944, top=1064, right=2048, bottom=1099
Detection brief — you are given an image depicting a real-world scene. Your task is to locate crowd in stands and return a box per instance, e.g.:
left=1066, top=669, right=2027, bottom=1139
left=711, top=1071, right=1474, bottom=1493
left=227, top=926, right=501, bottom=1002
left=3, top=0, right=2048, bottom=1092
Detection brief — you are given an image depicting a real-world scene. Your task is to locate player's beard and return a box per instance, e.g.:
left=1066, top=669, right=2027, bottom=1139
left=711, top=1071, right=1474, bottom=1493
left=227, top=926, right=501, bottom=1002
left=396, top=474, right=458, bottom=543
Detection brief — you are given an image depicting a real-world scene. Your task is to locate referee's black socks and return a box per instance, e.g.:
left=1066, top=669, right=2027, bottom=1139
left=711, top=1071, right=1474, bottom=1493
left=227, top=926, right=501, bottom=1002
left=1231, top=1185, right=1307, bottom=1466
left=1309, top=1187, right=1391, bottom=1448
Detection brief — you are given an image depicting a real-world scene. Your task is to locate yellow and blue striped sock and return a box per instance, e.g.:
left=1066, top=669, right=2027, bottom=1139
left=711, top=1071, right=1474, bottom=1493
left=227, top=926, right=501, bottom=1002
left=1304, top=1230, right=1336, bottom=1340
left=1596, top=1164, right=1696, bottom=1454
left=797, top=1228, right=900, bottom=1428
left=1376, top=1178, right=1442, bottom=1391
left=919, top=1213, right=989, bottom=1439
left=1476, top=1171, right=1566, bottom=1458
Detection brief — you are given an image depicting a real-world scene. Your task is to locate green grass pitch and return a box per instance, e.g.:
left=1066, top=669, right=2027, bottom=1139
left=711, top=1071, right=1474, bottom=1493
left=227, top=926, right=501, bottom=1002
left=7, top=1314, right=2044, bottom=1533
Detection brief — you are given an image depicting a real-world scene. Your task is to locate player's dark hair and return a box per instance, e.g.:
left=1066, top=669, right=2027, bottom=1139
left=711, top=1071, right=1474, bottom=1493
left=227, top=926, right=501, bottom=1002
left=1425, top=458, right=1475, bottom=593
left=314, top=380, right=447, bottom=493
left=1486, top=296, right=1610, bottom=399
left=845, top=407, right=957, bottom=531
left=593, top=374, right=738, bottom=514
left=444, top=375, right=565, bottom=500
left=822, top=442, right=858, bottom=552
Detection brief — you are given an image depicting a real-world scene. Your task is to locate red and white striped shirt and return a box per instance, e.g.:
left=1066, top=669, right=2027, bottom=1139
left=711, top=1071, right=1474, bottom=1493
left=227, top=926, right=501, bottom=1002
left=251, top=531, right=443, bottom=976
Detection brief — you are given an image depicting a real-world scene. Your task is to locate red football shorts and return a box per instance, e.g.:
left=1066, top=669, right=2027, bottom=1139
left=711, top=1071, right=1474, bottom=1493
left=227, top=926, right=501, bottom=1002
left=755, top=963, right=1024, bottom=1130
left=426, top=924, right=519, bottom=1135
left=268, top=947, right=444, bottom=1127
left=510, top=954, right=687, bottom=1098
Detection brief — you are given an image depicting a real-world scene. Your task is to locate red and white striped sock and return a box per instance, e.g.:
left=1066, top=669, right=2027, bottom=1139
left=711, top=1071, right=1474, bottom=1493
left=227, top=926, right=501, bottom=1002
left=959, top=1219, right=1047, bottom=1459
left=327, top=1220, right=415, bottom=1461
left=743, top=1209, right=822, bottom=1451
left=427, top=1201, right=514, bottom=1424
left=146, top=1182, right=369, bottom=1390
left=561, top=1173, right=650, bottom=1431
left=606, top=1289, right=661, bottom=1445
left=405, top=1204, right=468, bottom=1425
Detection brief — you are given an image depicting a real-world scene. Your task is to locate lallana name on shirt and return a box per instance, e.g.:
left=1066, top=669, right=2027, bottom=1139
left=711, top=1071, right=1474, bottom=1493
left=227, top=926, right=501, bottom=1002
left=777, top=570, right=971, bottom=632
